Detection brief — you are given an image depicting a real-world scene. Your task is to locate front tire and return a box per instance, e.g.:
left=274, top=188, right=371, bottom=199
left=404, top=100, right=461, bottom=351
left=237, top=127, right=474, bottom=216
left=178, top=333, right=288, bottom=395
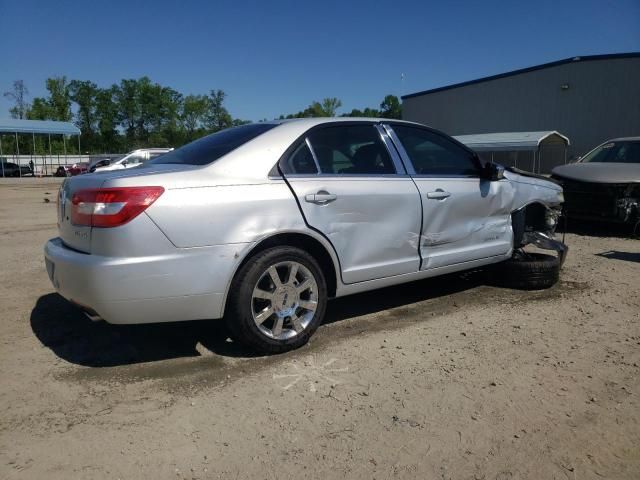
left=225, top=246, right=327, bottom=354
left=489, top=251, right=560, bottom=290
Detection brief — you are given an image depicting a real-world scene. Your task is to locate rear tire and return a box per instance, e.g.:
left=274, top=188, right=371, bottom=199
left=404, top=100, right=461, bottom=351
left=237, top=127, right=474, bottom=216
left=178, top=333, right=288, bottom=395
left=225, top=246, right=327, bottom=354
left=489, top=252, right=560, bottom=290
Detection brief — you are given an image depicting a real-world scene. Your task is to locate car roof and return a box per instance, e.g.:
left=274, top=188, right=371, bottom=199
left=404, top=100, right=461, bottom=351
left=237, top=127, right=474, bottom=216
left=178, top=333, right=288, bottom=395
left=266, top=117, right=427, bottom=128
left=606, top=136, right=640, bottom=142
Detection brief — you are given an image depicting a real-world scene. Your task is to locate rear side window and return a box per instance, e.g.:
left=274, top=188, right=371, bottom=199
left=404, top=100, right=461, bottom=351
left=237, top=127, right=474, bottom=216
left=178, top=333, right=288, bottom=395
left=307, top=125, right=395, bottom=174
left=309, top=125, right=396, bottom=175
left=393, top=125, right=479, bottom=176
left=280, top=125, right=396, bottom=175
left=150, top=123, right=277, bottom=166
left=281, top=141, right=319, bottom=174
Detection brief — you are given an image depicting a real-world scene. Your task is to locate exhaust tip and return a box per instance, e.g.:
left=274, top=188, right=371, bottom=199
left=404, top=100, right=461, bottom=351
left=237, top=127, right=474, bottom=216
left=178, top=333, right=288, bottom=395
left=70, top=299, right=103, bottom=322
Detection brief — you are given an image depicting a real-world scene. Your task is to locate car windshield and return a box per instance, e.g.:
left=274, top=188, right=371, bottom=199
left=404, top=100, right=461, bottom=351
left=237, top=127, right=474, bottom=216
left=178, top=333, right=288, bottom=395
left=581, top=140, right=640, bottom=164
left=149, top=123, right=278, bottom=166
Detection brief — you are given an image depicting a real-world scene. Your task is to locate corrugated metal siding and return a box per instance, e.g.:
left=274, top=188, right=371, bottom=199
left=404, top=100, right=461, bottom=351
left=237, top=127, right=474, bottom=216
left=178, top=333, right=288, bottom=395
left=402, top=57, right=640, bottom=159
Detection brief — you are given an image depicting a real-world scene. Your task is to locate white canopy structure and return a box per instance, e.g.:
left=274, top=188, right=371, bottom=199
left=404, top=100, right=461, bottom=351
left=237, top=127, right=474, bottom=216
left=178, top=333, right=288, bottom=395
left=0, top=119, right=80, bottom=136
left=0, top=119, right=81, bottom=177
left=454, top=131, right=570, bottom=174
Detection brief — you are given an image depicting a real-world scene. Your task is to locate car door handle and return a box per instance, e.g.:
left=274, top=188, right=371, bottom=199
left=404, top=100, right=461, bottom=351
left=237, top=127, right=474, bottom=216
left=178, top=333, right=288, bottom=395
left=305, top=192, right=337, bottom=204
left=426, top=190, right=451, bottom=200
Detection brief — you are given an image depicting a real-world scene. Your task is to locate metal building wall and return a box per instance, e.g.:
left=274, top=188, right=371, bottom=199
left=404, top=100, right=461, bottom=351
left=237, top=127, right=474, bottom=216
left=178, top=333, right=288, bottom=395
left=402, top=56, right=640, bottom=159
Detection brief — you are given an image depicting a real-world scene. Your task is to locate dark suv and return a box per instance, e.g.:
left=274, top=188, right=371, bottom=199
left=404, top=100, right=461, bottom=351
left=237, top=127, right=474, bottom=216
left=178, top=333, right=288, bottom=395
left=0, top=160, right=33, bottom=177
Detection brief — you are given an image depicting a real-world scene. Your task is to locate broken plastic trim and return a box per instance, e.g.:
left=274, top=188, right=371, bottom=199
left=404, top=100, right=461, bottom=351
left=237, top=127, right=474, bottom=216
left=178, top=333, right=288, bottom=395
left=616, top=197, right=639, bottom=223
left=522, top=231, right=569, bottom=267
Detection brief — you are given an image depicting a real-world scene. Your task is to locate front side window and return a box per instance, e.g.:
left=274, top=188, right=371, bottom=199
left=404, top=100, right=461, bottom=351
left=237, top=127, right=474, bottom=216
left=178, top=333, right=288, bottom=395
left=393, top=125, right=479, bottom=176
left=581, top=141, right=640, bottom=164
left=151, top=123, right=277, bottom=166
left=307, top=125, right=396, bottom=175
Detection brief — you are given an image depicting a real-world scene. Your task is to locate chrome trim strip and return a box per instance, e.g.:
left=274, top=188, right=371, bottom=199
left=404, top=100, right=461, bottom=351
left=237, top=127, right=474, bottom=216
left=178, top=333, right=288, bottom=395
left=275, top=174, right=412, bottom=179
left=410, top=174, right=481, bottom=179
left=382, top=124, right=416, bottom=175
left=305, top=137, right=322, bottom=174
left=375, top=124, right=406, bottom=174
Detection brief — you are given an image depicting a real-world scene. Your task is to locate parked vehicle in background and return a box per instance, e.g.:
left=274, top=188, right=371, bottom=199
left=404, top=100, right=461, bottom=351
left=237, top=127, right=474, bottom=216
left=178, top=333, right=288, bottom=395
left=55, top=162, right=90, bottom=177
left=552, top=137, right=640, bottom=225
left=1, top=159, right=33, bottom=177
left=45, top=118, right=567, bottom=353
left=90, top=148, right=173, bottom=172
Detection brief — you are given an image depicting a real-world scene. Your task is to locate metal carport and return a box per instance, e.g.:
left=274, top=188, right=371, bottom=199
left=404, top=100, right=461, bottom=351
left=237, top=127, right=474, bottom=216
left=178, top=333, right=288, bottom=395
left=0, top=119, right=81, bottom=177
left=454, top=131, right=570, bottom=174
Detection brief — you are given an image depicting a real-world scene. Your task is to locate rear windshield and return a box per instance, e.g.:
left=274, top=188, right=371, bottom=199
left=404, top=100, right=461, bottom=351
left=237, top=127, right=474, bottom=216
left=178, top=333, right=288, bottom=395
left=581, top=141, right=640, bottom=164
left=150, top=123, right=277, bottom=166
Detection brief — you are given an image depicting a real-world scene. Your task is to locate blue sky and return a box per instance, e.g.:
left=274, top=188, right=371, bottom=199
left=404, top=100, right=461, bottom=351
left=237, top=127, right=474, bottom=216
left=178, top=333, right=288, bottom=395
left=1, top=0, right=639, bottom=121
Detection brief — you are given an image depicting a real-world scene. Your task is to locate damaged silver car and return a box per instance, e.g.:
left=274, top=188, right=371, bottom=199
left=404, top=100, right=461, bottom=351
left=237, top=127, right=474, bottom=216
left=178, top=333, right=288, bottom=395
left=552, top=137, right=640, bottom=228
left=45, top=118, right=567, bottom=353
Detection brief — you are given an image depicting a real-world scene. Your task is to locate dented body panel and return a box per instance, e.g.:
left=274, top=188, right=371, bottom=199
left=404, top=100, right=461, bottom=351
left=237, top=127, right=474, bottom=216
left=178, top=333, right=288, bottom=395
left=284, top=176, right=422, bottom=283
left=146, top=181, right=306, bottom=248
left=411, top=177, right=514, bottom=269
left=44, top=118, right=566, bottom=325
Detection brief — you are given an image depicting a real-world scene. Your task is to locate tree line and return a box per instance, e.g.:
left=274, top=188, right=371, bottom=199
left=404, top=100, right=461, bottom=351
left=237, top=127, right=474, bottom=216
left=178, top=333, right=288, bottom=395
left=3, top=78, right=401, bottom=155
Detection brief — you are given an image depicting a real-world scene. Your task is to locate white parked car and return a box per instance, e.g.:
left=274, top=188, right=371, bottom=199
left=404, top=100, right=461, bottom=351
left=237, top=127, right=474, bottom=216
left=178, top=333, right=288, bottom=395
left=45, top=118, right=567, bottom=353
left=90, top=148, right=173, bottom=172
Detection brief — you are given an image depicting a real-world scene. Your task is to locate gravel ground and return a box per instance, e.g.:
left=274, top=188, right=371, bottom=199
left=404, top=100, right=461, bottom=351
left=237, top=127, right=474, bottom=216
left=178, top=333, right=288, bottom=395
left=1, top=178, right=639, bottom=479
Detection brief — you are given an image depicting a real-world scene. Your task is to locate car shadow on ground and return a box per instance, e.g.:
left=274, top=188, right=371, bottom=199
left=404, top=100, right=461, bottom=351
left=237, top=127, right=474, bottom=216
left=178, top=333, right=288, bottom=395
left=30, top=271, right=484, bottom=368
left=595, top=250, right=640, bottom=263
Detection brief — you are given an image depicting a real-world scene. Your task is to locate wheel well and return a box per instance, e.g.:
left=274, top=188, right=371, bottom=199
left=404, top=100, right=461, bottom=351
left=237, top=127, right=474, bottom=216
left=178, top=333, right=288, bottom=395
left=512, top=202, right=548, bottom=247
left=235, top=232, right=338, bottom=297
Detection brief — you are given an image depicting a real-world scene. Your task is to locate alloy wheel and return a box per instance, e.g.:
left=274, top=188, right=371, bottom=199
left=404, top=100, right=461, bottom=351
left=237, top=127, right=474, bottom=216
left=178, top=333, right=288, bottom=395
left=251, top=261, right=319, bottom=340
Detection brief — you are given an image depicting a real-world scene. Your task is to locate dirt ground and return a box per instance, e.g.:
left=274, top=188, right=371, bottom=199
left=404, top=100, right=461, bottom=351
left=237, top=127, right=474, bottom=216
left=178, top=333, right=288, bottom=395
left=1, top=178, right=639, bottom=480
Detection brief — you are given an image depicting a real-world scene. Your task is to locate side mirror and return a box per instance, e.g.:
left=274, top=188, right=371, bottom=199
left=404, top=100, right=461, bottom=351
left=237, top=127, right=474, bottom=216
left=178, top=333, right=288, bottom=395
left=483, top=162, right=505, bottom=181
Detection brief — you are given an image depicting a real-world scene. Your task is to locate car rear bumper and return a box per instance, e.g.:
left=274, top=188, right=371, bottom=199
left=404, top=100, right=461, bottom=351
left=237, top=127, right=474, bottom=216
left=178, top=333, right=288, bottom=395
left=44, top=237, right=250, bottom=324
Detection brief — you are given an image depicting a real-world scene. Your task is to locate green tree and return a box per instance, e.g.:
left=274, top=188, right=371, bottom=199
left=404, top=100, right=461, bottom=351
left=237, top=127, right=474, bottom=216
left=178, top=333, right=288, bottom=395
left=115, top=78, right=140, bottom=146
left=95, top=86, right=120, bottom=152
left=181, top=94, right=210, bottom=140
left=25, top=76, right=72, bottom=123
left=206, top=89, right=233, bottom=132
left=69, top=80, right=99, bottom=151
left=319, top=97, right=342, bottom=116
left=46, top=76, right=72, bottom=121
left=379, top=94, right=401, bottom=119
left=3, top=80, right=30, bottom=119
left=281, top=97, right=344, bottom=118
left=26, top=97, right=53, bottom=120
left=343, top=107, right=380, bottom=117
left=10, top=76, right=250, bottom=153
left=232, top=118, right=251, bottom=126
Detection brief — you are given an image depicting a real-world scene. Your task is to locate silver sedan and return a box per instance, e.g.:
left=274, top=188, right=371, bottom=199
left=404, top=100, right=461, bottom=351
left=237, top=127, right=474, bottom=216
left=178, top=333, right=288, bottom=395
left=45, top=118, right=566, bottom=353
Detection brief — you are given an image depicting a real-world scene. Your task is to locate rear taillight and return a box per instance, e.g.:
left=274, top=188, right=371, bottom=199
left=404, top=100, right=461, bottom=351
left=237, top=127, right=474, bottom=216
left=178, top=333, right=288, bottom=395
left=71, top=186, right=164, bottom=228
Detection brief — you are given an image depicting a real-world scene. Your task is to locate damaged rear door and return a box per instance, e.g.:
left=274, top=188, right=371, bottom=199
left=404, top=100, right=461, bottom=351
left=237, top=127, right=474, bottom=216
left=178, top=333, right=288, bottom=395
left=386, top=124, right=513, bottom=270
left=280, top=123, right=422, bottom=284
